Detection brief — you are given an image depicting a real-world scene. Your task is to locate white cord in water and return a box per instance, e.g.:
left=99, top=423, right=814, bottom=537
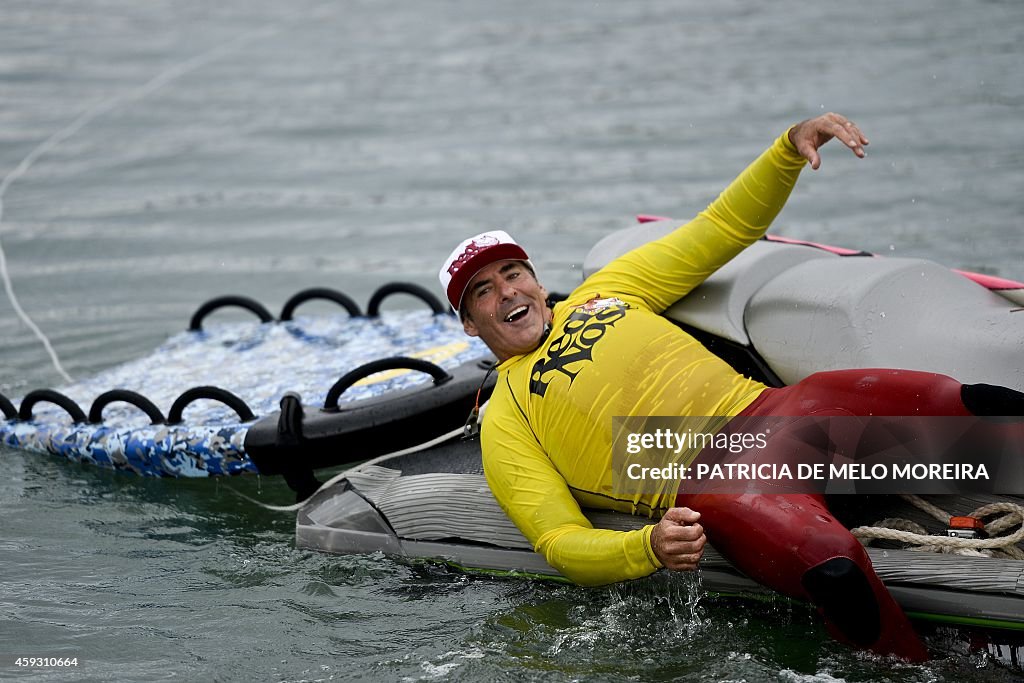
left=0, top=24, right=281, bottom=385
left=221, top=424, right=473, bottom=513
left=223, top=399, right=491, bottom=512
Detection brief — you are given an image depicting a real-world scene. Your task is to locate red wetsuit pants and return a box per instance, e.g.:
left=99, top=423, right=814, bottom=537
left=676, top=368, right=992, bottom=661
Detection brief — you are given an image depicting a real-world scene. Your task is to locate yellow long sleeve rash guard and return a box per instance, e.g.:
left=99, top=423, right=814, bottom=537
left=481, top=130, right=808, bottom=586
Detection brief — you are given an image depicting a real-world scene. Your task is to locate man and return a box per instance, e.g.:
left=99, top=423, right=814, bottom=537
left=438, top=113, right=1022, bottom=661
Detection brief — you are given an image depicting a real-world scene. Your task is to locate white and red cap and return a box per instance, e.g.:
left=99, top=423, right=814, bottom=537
left=439, top=230, right=533, bottom=312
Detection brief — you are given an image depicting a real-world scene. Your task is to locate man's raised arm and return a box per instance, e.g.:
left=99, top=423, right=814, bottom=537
left=583, top=113, right=868, bottom=314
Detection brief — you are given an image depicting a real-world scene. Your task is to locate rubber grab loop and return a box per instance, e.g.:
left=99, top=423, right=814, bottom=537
left=89, top=389, right=166, bottom=425
left=273, top=392, right=323, bottom=501
left=1, top=393, right=17, bottom=420
left=366, top=282, right=447, bottom=317
left=323, top=357, right=453, bottom=412
left=18, top=389, right=87, bottom=423
left=188, top=296, right=275, bottom=331
left=277, top=392, right=304, bottom=447
left=280, top=288, right=362, bottom=321
left=166, top=386, right=256, bottom=425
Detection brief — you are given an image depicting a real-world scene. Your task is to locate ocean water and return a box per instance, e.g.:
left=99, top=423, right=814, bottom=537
left=1, top=0, right=1022, bottom=680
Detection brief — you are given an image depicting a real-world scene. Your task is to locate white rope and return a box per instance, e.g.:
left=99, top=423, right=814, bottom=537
left=851, top=495, right=1024, bottom=560
left=0, top=24, right=280, bottom=385
left=222, top=421, right=478, bottom=513
left=897, top=493, right=950, bottom=524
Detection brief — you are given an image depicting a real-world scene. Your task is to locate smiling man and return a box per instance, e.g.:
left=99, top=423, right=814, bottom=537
left=436, top=113, right=1024, bottom=661
left=453, top=252, right=551, bottom=362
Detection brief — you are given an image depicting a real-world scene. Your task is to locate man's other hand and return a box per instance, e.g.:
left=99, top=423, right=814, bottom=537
left=651, top=506, right=706, bottom=571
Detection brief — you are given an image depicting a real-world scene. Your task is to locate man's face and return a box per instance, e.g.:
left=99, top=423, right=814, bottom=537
left=461, top=260, right=551, bottom=362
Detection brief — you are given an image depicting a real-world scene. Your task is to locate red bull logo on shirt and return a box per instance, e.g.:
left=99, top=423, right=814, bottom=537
left=529, top=297, right=630, bottom=397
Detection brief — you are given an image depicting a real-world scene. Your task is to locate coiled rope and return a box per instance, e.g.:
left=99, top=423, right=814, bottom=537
left=851, top=494, right=1024, bottom=560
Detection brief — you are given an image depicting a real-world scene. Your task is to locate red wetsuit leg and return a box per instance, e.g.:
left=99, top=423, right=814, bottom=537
left=680, top=489, right=927, bottom=661
left=677, top=368, right=979, bottom=662
left=757, top=368, right=973, bottom=417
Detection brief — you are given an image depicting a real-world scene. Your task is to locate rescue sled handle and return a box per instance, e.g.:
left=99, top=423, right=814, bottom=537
left=323, top=357, right=453, bottom=412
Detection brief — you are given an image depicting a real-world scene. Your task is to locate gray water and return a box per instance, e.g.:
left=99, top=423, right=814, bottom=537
left=2, top=0, right=1022, bottom=680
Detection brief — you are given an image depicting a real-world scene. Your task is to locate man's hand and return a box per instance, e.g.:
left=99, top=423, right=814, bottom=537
left=651, top=506, right=706, bottom=571
left=789, top=112, right=869, bottom=170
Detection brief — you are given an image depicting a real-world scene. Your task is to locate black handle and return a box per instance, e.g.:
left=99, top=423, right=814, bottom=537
left=166, top=386, right=256, bottom=425
left=188, top=296, right=275, bottom=331
left=89, top=389, right=166, bottom=425
left=322, top=357, right=452, bottom=412
left=277, top=391, right=304, bottom=447
left=280, top=288, right=362, bottom=321
left=366, top=282, right=447, bottom=317
left=1, top=392, right=18, bottom=420
left=17, top=389, right=87, bottom=423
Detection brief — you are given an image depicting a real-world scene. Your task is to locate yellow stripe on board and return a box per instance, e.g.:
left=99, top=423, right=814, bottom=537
left=352, top=341, right=471, bottom=386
